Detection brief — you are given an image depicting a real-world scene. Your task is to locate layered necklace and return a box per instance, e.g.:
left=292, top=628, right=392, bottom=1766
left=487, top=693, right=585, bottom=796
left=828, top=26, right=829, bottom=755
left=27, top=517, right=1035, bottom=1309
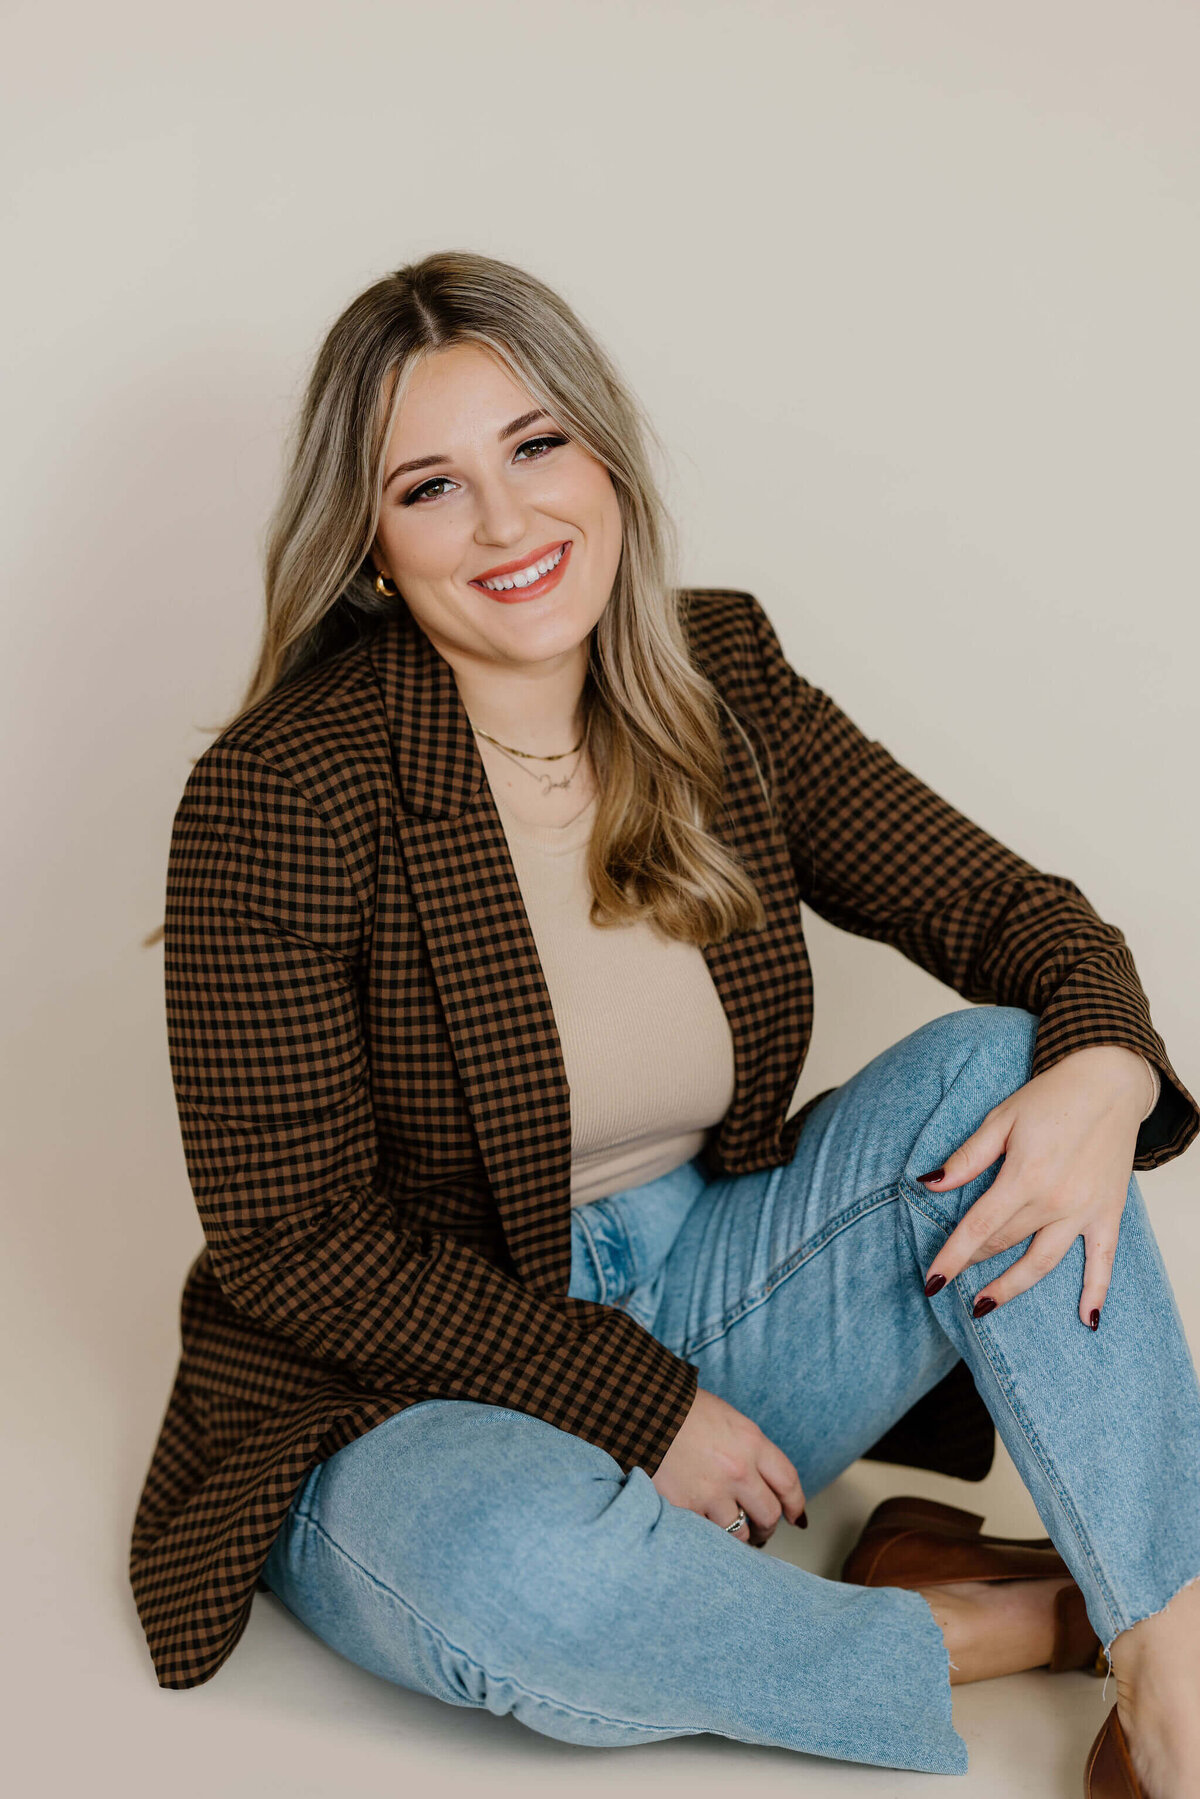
left=469, top=722, right=589, bottom=798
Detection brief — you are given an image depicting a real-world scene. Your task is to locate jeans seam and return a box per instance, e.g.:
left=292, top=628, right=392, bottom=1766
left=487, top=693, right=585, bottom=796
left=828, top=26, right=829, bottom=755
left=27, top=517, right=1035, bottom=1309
left=898, top=1177, right=1125, bottom=1640
left=608, top=1202, right=639, bottom=1274
left=572, top=1206, right=611, bottom=1302
left=951, top=1286, right=1124, bottom=1640
left=681, top=1182, right=906, bottom=1358
left=283, top=1509, right=707, bottom=1737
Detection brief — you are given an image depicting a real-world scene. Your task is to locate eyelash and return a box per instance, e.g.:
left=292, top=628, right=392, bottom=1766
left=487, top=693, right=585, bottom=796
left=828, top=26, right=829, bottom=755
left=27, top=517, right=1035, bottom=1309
left=400, top=434, right=569, bottom=506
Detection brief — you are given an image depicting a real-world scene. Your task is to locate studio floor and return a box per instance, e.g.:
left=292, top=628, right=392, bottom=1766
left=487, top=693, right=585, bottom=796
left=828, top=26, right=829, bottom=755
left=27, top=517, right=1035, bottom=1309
left=18, top=1415, right=1117, bottom=1799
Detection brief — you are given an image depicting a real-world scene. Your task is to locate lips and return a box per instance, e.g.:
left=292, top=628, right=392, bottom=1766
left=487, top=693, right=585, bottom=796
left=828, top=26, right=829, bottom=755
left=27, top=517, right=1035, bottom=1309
left=471, top=540, right=568, bottom=584
left=469, top=539, right=573, bottom=603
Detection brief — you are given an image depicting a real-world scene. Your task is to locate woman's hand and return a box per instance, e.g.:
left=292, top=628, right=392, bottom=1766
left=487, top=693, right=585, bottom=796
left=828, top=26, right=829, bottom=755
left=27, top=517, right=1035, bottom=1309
left=651, top=1386, right=808, bottom=1547
left=919, top=1044, right=1153, bottom=1328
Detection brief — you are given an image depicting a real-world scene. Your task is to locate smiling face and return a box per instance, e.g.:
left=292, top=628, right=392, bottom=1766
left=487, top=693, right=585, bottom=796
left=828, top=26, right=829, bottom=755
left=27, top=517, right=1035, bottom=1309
left=371, top=342, right=624, bottom=681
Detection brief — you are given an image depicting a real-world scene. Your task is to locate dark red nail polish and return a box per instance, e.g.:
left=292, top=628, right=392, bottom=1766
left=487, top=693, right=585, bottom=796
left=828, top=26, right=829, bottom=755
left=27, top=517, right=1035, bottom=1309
left=924, top=1273, right=947, bottom=1297
left=972, top=1296, right=997, bottom=1319
left=1089, top=1308, right=1100, bottom=1331
left=917, top=1167, right=945, bottom=1183
left=798, top=1509, right=808, bottom=1529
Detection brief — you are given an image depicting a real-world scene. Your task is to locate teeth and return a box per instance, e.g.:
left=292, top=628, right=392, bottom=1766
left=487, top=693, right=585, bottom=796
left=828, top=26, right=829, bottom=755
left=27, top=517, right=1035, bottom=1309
left=479, top=543, right=566, bottom=591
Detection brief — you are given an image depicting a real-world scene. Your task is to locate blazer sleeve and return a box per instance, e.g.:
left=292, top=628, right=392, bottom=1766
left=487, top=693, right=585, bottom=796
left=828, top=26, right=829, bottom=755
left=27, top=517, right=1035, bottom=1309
left=163, top=739, right=698, bottom=1476
left=741, top=593, right=1199, bottom=1172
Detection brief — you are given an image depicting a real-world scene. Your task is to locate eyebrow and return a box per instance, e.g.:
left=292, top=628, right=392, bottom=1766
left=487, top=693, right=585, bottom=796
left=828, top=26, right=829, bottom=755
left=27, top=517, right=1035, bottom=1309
left=382, top=409, right=551, bottom=493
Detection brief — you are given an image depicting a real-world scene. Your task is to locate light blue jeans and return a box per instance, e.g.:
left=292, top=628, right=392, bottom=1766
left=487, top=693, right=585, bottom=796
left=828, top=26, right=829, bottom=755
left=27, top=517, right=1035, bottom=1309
left=260, top=1007, right=1200, bottom=1775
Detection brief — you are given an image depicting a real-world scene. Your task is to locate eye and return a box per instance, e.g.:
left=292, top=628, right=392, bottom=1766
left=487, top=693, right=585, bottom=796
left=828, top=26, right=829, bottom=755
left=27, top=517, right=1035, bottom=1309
left=401, top=475, right=455, bottom=507
left=400, top=435, right=568, bottom=506
left=513, top=433, right=568, bottom=461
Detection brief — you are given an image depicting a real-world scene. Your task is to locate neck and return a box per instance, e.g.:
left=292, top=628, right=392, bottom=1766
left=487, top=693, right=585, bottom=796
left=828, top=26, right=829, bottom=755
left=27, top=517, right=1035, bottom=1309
left=450, top=642, right=590, bottom=754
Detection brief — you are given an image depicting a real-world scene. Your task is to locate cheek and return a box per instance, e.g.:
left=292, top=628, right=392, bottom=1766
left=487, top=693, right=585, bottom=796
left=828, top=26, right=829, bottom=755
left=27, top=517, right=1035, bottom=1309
left=546, top=458, right=622, bottom=538
left=589, top=476, right=624, bottom=565
left=376, top=507, right=465, bottom=582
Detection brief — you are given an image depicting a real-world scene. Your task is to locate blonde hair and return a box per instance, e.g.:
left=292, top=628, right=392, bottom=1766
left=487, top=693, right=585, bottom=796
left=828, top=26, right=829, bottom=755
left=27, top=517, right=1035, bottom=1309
left=143, top=250, right=770, bottom=948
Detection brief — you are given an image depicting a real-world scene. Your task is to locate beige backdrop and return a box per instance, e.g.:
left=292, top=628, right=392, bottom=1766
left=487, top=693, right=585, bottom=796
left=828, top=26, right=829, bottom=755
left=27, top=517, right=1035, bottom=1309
left=4, top=2, right=1198, bottom=1794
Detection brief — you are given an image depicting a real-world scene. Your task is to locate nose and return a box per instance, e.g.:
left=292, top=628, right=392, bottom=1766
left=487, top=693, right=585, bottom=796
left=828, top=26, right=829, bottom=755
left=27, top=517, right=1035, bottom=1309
left=473, top=466, right=530, bottom=549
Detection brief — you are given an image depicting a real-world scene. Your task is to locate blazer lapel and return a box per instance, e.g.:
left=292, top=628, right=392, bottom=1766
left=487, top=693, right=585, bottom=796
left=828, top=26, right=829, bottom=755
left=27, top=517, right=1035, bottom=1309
left=366, top=607, right=572, bottom=1296
left=365, top=603, right=810, bottom=1300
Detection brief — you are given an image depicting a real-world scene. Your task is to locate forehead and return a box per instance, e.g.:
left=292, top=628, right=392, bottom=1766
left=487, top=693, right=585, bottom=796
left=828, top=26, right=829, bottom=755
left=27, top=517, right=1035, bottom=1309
left=389, top=343, right=536, bottom=445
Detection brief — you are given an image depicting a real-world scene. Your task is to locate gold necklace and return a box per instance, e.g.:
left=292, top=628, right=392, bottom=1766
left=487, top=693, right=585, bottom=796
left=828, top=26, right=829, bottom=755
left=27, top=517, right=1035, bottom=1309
left=469, top=724, right=586, bottom=797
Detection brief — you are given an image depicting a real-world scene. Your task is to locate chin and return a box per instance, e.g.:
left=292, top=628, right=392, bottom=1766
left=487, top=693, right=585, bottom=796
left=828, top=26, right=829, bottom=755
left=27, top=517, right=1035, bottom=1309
left=491, top=600, right=595, bottom=650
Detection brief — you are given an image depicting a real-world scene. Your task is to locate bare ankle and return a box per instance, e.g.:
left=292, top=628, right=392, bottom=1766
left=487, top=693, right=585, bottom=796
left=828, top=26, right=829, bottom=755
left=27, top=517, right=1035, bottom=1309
left=1108, top=1578, right=1200, bottom=1799
left=916, top=1577, right=1068, bottom=1685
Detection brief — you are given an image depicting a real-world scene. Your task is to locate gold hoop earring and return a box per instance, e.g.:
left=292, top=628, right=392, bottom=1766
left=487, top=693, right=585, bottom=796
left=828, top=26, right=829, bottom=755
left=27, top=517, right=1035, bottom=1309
left=375, top=572, right=398, bottom=598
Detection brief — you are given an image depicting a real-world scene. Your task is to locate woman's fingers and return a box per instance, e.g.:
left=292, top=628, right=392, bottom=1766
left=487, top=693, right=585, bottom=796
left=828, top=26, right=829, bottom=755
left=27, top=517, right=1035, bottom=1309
left=710, top=1504, right=753, bottom=1541
left=706, top=1494, right=754, bottom=1540
left=709, top=1442, right=808, bottom=1547
left=916, top=1104, right=1011, bottom=1206
left=966, top=1192, right=1126, bottom=1322
left=966, top=1218, right=1076, bottom=1313
left=758, top=1436, right=808, bottom=1529
left=711, top=1469, right=784, bottom=1544
left=922, top=1169, right=1030, bottom=1290
left=1078, top=1224, right=1118, bottom=1330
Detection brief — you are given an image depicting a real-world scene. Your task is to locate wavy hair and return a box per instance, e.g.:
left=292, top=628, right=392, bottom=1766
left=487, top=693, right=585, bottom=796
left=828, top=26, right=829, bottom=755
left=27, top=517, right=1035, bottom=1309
left=143, top=250, right=770, bottom=948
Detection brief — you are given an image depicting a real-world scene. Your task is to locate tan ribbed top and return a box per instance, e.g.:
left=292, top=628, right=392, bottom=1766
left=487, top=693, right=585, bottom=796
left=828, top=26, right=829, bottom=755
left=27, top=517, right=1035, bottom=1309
left=493, top=786, right=737, bottom=1207
left=492, top=788, right=1164, bottom=1210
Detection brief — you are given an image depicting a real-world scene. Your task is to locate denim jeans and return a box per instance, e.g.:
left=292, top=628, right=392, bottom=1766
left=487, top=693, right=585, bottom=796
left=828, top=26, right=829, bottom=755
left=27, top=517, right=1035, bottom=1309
left=260, top=1006, right=1200, bottom=1775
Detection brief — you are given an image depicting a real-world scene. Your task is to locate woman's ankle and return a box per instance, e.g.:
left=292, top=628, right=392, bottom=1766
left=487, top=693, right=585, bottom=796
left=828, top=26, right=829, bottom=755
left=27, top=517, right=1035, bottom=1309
left=1109, top=1577, right=1200, bottom=1794
left=1109, top=1570, right=1200, bottom=1687
left=916, top=1576, right=1071, bottom=1685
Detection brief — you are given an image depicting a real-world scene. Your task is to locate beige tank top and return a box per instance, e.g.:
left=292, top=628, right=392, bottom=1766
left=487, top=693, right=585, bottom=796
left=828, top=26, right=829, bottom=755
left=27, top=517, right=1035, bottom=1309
left=492, top=786, right=737, bottom=1207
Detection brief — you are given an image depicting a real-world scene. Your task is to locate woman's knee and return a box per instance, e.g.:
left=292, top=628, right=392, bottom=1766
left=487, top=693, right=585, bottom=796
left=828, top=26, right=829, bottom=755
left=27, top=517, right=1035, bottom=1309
left=304, top=1399, right=649, bottom=1669
left=907, top=1005, right=1038, bottom=1117
left=914, top=1005, right=1037, bottom=1094
left=905, top=1006, right=1038, bottom=1202
left=429, top=1417, right=665, bottom=1666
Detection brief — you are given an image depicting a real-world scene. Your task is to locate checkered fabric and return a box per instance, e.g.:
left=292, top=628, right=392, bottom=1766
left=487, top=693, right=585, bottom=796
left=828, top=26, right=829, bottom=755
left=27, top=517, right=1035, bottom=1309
left=129, top=588, right=1197, bottom=1691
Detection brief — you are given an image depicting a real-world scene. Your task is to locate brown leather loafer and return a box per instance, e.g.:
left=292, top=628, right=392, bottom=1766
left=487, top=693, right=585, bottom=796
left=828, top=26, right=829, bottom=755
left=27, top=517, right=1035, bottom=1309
left=1085, top=1705, right=1144, bottom=1796
left=841, top=1495, right=1106, bottom=1674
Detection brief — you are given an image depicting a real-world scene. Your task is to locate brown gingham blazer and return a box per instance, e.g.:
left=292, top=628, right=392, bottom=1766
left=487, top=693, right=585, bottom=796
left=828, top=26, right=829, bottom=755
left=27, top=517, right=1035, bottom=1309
left=129, top=587, right=1198, bottom=1690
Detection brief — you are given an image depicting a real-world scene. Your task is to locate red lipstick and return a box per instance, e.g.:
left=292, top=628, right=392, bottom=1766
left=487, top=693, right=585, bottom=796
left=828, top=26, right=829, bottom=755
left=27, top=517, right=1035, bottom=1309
left=469, top=539, right=572, bottom=603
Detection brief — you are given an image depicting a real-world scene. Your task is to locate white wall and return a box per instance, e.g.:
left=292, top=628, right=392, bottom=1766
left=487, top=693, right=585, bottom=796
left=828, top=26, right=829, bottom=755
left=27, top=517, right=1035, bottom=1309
left=4, top=3, right=1198, bottom=1794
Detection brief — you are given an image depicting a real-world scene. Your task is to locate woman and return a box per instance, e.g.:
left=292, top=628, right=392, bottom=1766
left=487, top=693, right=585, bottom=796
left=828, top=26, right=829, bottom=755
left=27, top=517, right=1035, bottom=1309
left=130, top=251, right=1200, bottom=1794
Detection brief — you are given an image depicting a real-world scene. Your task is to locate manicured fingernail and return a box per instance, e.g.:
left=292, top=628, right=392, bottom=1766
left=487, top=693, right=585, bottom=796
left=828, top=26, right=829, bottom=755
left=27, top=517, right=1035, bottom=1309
left=917, top=1167, right=945, bottom=1183
left=1089, top=1308, right=1100, bottom=1331
left=924, top=1272, right=947, bottom=1297
left=798, top=1509, right=808, bottom=1529
left=972, top=1296, right=997, bottom=1319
